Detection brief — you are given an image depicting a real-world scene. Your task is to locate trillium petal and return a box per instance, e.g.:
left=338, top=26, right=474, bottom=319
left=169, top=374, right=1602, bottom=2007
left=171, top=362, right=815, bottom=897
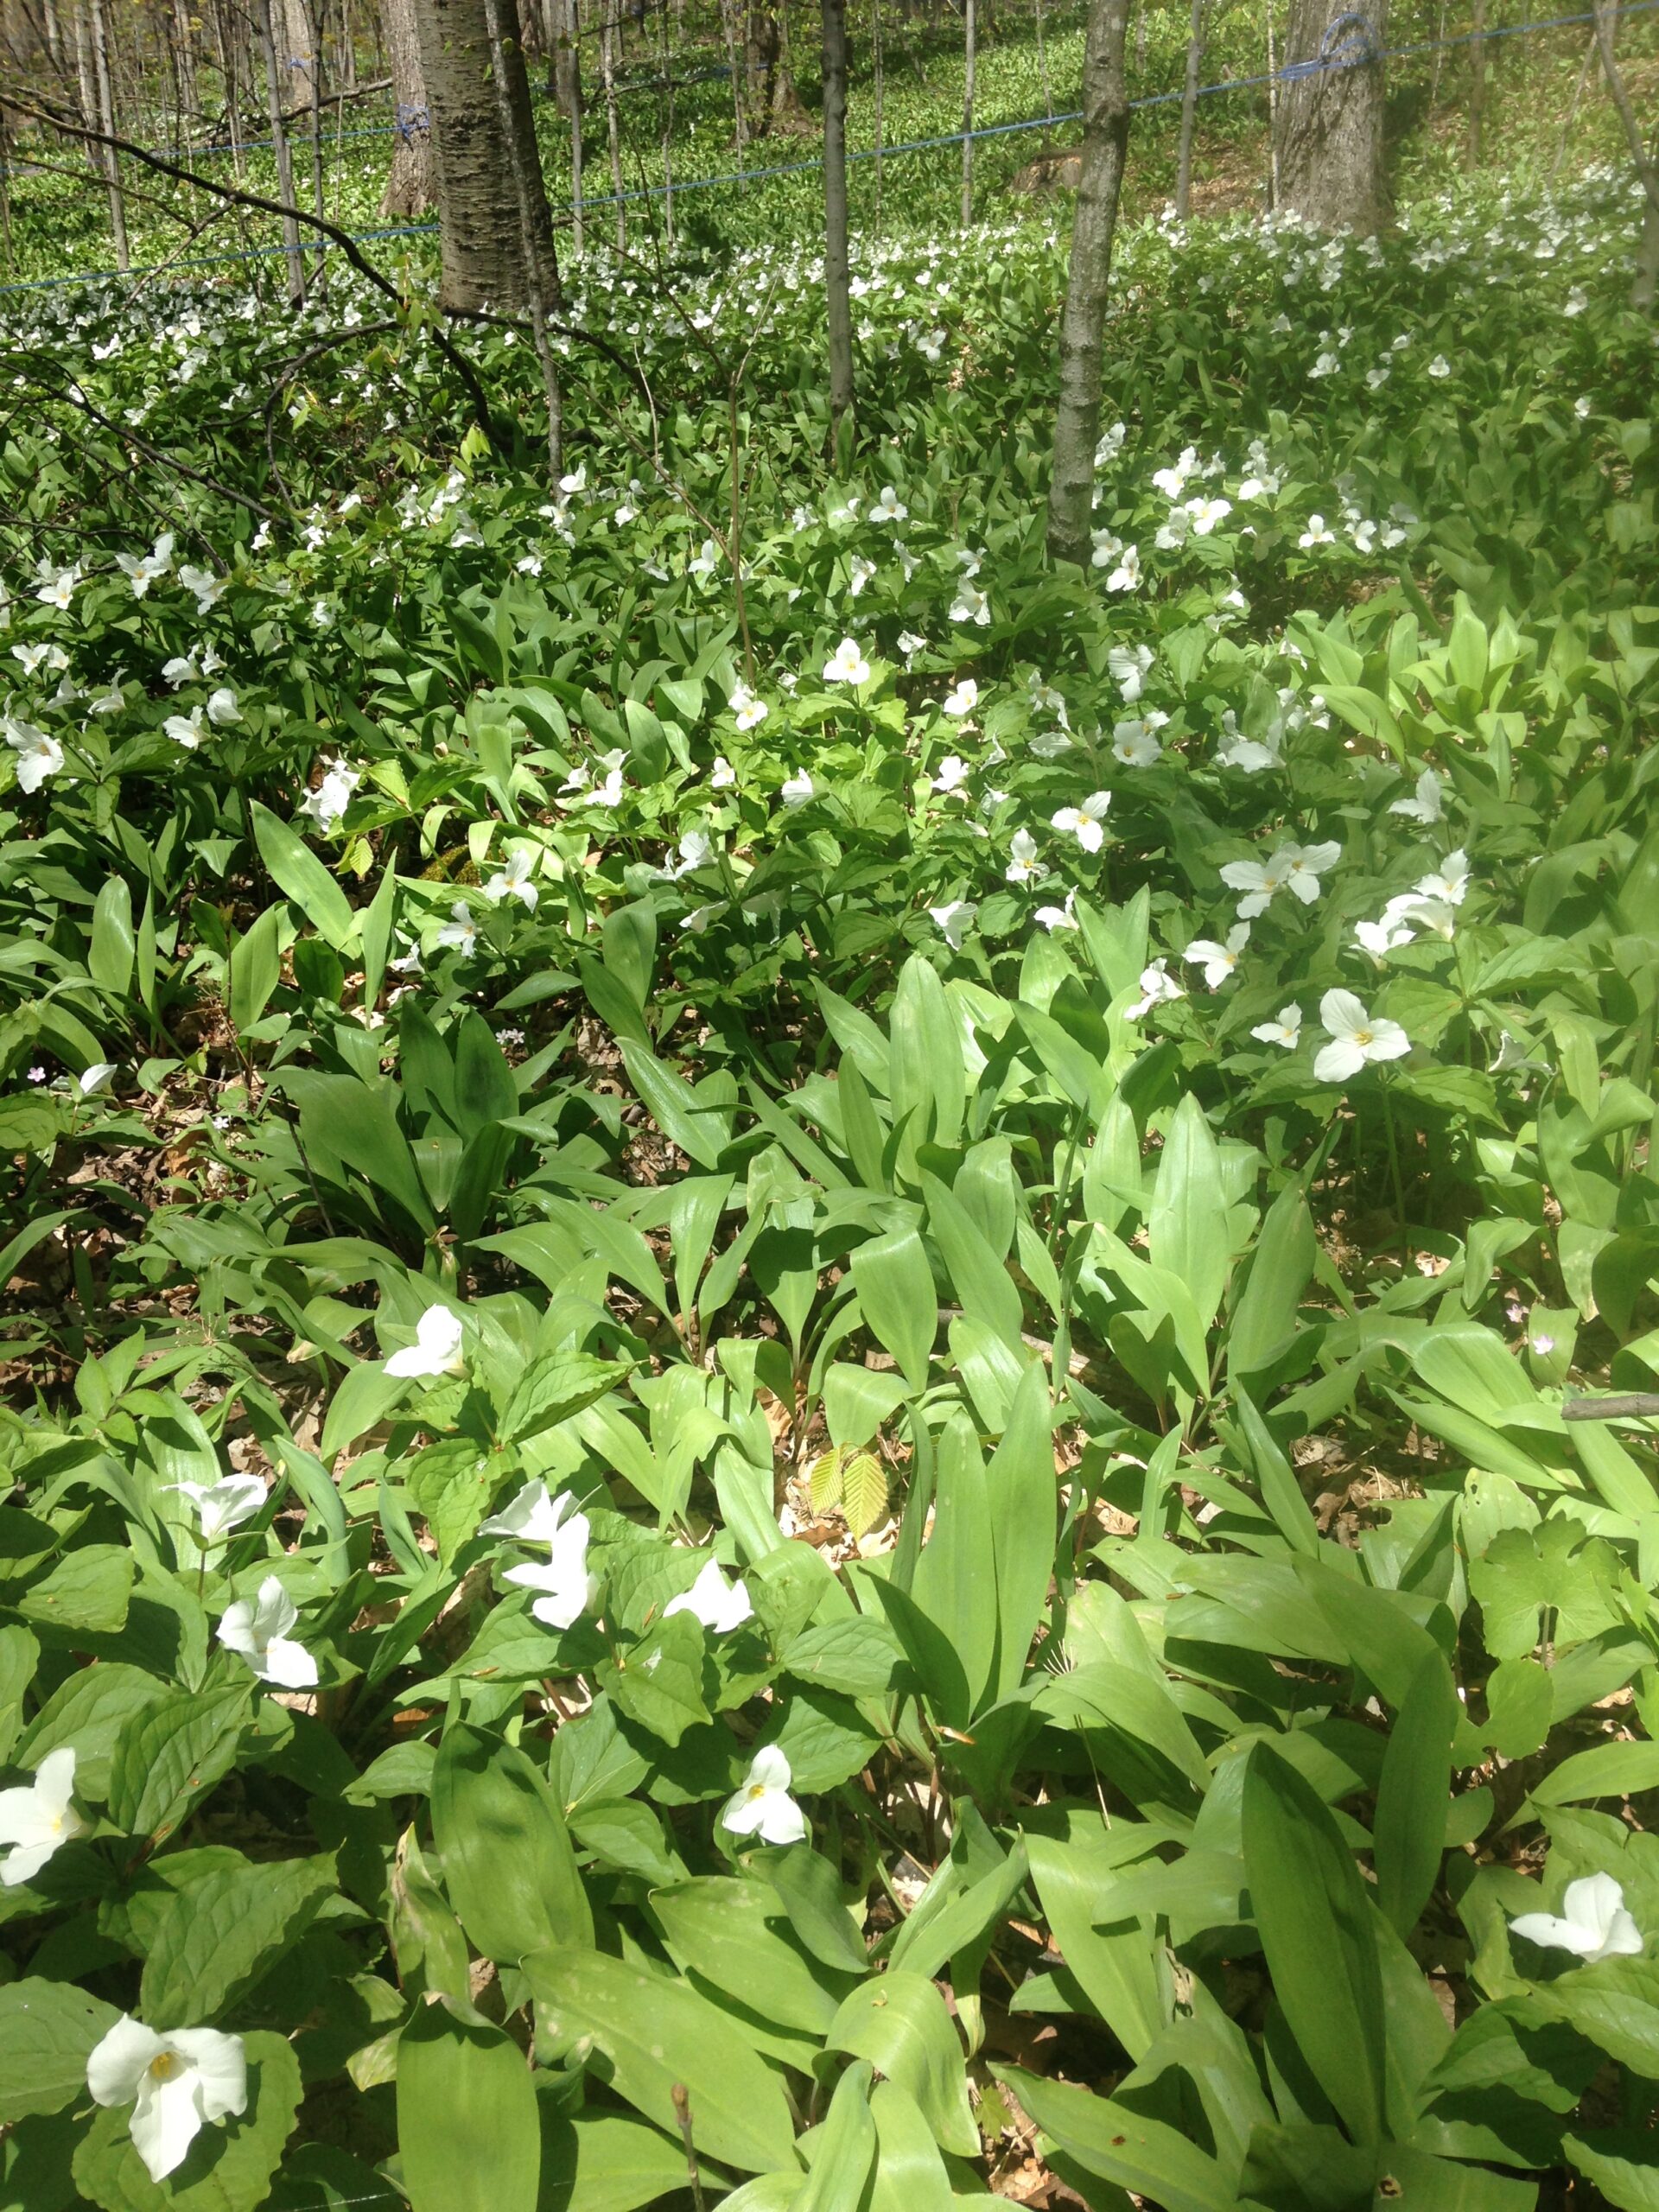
left=168, top=2029, right=249, bottom=2122
left=87, top=2016, right=167, bottom=2107
left=132, top=2067, right=206, bottom=2183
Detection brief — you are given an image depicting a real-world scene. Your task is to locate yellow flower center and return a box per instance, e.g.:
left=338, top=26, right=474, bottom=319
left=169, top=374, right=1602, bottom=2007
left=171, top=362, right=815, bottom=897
left=1354, top=1028, right=1374, bottom=1047
left=149, top=2052, right=181, bottom=2082
left=747, top=1783, right=769, bottom=1802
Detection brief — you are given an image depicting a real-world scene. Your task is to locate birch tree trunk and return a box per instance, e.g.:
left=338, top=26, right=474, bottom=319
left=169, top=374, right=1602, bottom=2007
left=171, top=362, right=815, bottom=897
left=87, top=0, right=128, bottom=268
left=959, top=0, right=975, bottom=226
left=414, top=0, right=557, bottom=309
left=821, top=0, right=853, bottom=427
left=601, top=0, right=624, bottom=246
left=1175, top=0, right=1203, bottom=217
left=380, top=0, right=435, bottom=213
left=1592, top=0, right=1659, bottom=305
left=1046, top=0, right=1130, bottom=567
left=1274, top=0, right=1387, bottom=233
left=257, top=0, right=306, bottom=299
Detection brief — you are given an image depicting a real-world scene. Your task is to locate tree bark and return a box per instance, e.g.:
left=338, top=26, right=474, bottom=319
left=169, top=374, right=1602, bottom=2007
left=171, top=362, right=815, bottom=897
left=86, top=0, right=128, bottom=267
left=1175, top=0, right=1203, bottom=217
left=548, top=0, right=581, bottom=249
left=1274, top=0, right=1386, bottom=233
left=1592, top=0, right=1659, bottom=306
left=1465, top=0, right=1484, bottom=169
left=1046, top=0, right=1129, bottom=567
left=959, top=0, right=975, bottom=226
left=256, top=0, right=306, bottom=299
left=414, top=0, right=557, bottom=310
left=482, top=0, right=562, bottom=478
left=379, top=0, right=434, bottom=214
left=821, top=0, right=852, bottom=427
left=601, top=0, right=624, bottom=246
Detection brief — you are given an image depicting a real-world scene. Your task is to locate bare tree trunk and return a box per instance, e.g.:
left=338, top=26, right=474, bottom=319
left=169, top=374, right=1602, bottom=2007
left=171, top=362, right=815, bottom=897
left=959, top=0, right=974, bottom=226
left=1265, top=0, right=1278, bottom=205
left=1548, top=30, right=1597, bottom=182
left=549, top=0, right=582, bottom=249
left=73, top=0, right=101, bottom=170
left=1274, top=0, right=1387, bottom=234
left=380, top=0, right=434, bottom=213
left=257, top=0, right=307, bottom=300
left=1465, top=0, right=1484, bottom=169
left=1132, top=0, right=1144, bottom=74
left=1175, top=0, right=1202, bottom=216
left=87, top=0, right=128, bottom=267
left=172, top=0, right=199, bottom=124
left=1046, top=0, right=1129, bottom=567
left=209, top=0, right=246, bottom=175
left=414, top=0, right=556, bottom=308
left=821, top=0, right=852, bottom=427
left=871, top=0, right=883, bottom=230
left=601, top=0, right=623, bottom=245
left=1592, top=0, right=1659, bottom=306
left=1034, top=0, right=1052, bottom=120
left=41, top=0, right=60, bottom=63
left=656, top=0, right=673, bottom=247
left=303, top=0, right=328, bottom=294
left=718, top=0, right=747, bottom=167
left=482, top=0, right=563, bottom=479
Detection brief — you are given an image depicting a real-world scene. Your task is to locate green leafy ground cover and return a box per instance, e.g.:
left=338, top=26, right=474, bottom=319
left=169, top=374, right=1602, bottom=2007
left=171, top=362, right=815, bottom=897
left=2, top=158, right=1659, bottom=2211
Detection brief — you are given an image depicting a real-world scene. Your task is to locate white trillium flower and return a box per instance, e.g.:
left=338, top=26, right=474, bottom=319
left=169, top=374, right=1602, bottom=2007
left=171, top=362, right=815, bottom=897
left=1252, top=1004, right=1304, bottom=1049
left=1390, top=767, right=1444, bottom=823
left=1105, top=545, right=1142, bottom=592
left=86, top=2017, right=248, bottom=2184
left=950, top=582, right=990, bottom=626
left=166, top=1473, right=265, bottom=1544
left=1028, top=729, right=1073, bottom=760
left=710, top=753, right=737, bottom=788
left=1185, top=924, right=1250, bottom=988
left=1313, top=988, right=1410, bottom=1084
left=664, top=1558, right=754, bottom=1635
left=299, top=758, right=359, bottom=831
left=1220, top=849, right=1292, bottom=918
left=1034, top=893, right=1079, bottom=933
left=1186, top=495, right=1232, bottom=535
left=482, top=1480, right=586, bottom=1543
left=823, top=638, right=870, bottom=685
left=435, top=902, right=477, bottom=957
left=781, top=770, right=816, bottom=807
left=218, top=1575, right=318, bottom=1688
left=1510, top=1873, right=1643, bottom=1965
left=942, top=678, right=978, bottom=718
left=1356, top=913, right=1416, bottom=958
left=1281, top=841, right=1342, bottom=902
left=1299, top=514, right=1338, bottom=549
left=117, top=534, right=175, bottom=599
left=35, top=564, right=80, bottom=610
left=721, top=1745, right=808, bottom=1845
left=1128, top=957, right=1185, bottom=1020
left=79, top=1062, right=118, bottom=1096
left=1006, top=830, right=1045, bottom=885
left=0, top=1747, right=87, bottom=1888
left=869, top=486, right=908, bottom=523
left=1108, top=644, right=1154, bottom=702
left=206, top=687, right=240, bottom=728
left=1052, top=792, right=1111, bottom=853
left=484, top=847, right=538, bottom=911
left=929, top=899, right=976, bottom=949
left=931, top=754, right=970, bottom=796
left=502, top=1497, right=599, bottom=1630
left=6, top=717, right=65, bottom=792
left=178, top=564, right=226, bottom=613
left=164, top=706, right=207, bottom=751
left=385, top=1304, right=465, bottom=1379
left=729, top=683, right=767, bottom=732
left=1111, top=719, right=1162, bottom=767
left=1415, top=847, right=1470, bottom=906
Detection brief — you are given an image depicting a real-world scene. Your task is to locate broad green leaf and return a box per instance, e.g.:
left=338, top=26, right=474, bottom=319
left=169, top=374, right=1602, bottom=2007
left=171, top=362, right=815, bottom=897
left=431, top=1724, right=593, bottom=1961
left=540, top=2111, right=695, bottom=2212
left=651, top=1877, right=859, bottom=2034
left=524, top=1948, right=797, bottom=2173
left=849, top=1228, right=938, bottom=1396
left=1529, top=1737, right=1659, bottom=1808
left=17, top=1544, right=133, bottom=1635
left=109, top=1684, right=251, bottom=1847
left=1023, top=1829, right=1169, bottom=2062
left=991, top=2066, right=1234, bottom=2212
left=1242, top=1743, right=1388, bottom=2145
left=1374, top=1649, right=1458, bottom=1936
left=89, top=875, right=135, bottom=998
left=140, top=1854, right=337, bottom=2028
left=1147, top=1093, right=1232, bottom=1328
left=796, top=2062, right=876, bottom=2212
left=867, top=2082, right=956, bottom=2212
left=1227, top=1179, right=1315, bottom=1382
left=826, top=1973, right=977, bottom=2157
left=0, top=1979, right=120, bottom=2124
left=397, top=2002, right=539, bottom=2212
left=250, top=798, right=356, bottom=949
left=910, top=1413, right=998, bottom=1724
left=921, top=1169, right=1025, bottom=1351
left=986, top=1362, right=1057, bottom=1704
left=227, top=903, right=283, bottom=1034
